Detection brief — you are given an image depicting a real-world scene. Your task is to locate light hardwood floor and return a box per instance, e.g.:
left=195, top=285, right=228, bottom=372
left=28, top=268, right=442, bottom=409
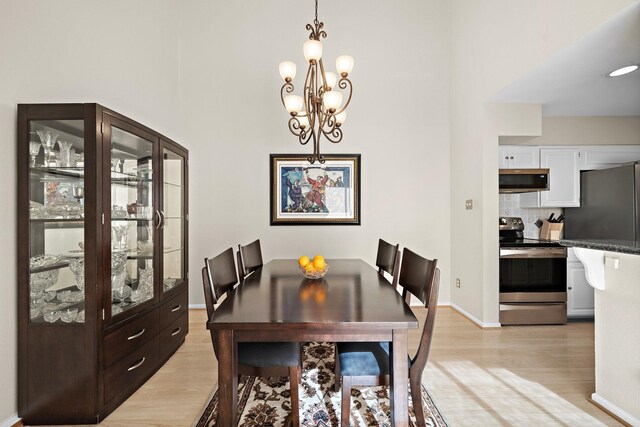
left=33, top=307, right=620, bottom=427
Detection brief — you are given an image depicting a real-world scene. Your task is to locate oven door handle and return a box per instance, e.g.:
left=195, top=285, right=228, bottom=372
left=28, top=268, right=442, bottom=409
left=500, top=248, right=567, bottom=259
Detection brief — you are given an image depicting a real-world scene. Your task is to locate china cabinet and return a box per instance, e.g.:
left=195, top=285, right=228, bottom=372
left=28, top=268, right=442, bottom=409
left=18, top=104, right=189, bottom=424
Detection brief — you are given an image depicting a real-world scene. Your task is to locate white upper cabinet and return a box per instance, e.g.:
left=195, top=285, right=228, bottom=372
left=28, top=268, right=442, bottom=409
left=520, top=148, right=580, bottom=208
left=499, top=146, right=539, bottom=169
left=539, top=148, right=580, bottom=207
left=579, top=146, right=640, bottom=170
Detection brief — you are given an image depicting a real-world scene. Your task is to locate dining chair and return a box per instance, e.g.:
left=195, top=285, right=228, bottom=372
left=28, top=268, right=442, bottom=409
left=237, top=239, right=264, bottom=278
left=376, top=239, right=400, bottom=287
left=335, top=248, right=439, bottom=427
left=202, top=248, right=300, bottom=425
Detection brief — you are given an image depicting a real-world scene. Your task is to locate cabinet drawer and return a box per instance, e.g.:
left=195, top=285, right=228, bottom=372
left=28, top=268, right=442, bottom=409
left=104, top=335, right=159, bottom=404
left=160, top=290, right=188, bottom=330
left=104, top=309, right=159, bottom=367
left=160, top=312, right=188, bottom=358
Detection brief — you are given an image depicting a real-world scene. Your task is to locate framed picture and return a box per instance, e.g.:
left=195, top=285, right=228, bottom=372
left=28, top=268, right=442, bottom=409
left=270, top=154, right=361, bottom=225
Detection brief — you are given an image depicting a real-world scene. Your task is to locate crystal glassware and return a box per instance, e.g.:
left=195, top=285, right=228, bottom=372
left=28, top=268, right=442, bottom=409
left=69, top=257, right=85, bottom=291
left=60, top=308, right=78, bottom=323
left=29, top=141, right=41, bottom=167
left=58, top=140, right=74, bottom=167
left=36, top=130, right=59, bottom=166
left=112, top=224, right=128, bottom=251
left=43, top=310, right=61, bottom=323
left=72, top=186, right=84, bottom=204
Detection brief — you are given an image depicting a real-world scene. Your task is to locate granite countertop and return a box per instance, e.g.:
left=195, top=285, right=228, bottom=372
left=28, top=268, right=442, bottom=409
left=559, top=239, right=640, bottom=255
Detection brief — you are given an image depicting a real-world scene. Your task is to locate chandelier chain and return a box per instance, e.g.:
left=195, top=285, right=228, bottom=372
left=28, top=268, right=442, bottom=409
left=314, top=0, right=319, bottom=26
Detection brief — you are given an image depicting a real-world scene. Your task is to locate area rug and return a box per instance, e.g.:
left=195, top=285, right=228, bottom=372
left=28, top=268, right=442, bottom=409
left=195, top=342, right=447, bottom=426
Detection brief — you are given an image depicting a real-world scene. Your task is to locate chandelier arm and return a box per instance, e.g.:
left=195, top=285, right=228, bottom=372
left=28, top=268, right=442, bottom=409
left=322, top=125, right=343, bottom=144
left=300, top=127, right=314, bottom=145
left=288, top=117, right=305, bottom=137
left=280, top=82, right=295, bottom=109
left=318, top=59, right=328, bottom=90
left=333, top=78, right=353, bottom=116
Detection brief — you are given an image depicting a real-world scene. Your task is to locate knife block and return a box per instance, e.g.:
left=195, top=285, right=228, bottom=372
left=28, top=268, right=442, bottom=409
left=540, top=220, right=564, bottom=241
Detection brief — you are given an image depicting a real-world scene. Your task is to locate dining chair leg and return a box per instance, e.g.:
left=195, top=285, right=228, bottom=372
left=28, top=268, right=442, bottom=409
left=289, top=365, right=300, bottom=426
left=410, top=374, right=426, bottom=427
left=340, top=376, right=351, bottom=427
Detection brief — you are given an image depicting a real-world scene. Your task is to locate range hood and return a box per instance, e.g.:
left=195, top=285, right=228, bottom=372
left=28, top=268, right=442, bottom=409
left=499, top=169, right=550, bottom=193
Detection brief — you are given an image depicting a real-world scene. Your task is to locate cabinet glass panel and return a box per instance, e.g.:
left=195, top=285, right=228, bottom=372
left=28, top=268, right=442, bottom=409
left=162, top=149, right=184, bottom=292
left=110, top=127, right=155, bottom=317
left=28, top=120, right=85, bottom=324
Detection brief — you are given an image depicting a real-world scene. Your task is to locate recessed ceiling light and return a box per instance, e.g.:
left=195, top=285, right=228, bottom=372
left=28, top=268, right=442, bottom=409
left=609, top=65, right=638, bottom=77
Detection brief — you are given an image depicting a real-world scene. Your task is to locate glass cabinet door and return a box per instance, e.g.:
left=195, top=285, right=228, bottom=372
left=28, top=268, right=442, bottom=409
left=28, top=120, right=86, bottom=323
left=161, top=147, right=186, bottom=295
left=107, top=123, right=157, bottom=319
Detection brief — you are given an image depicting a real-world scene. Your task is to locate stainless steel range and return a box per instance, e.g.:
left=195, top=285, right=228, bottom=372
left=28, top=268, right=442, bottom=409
left=499, top=217, right=567, bottom=325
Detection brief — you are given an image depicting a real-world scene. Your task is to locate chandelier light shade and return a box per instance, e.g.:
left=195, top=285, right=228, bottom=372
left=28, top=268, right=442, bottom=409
left=279, top=0, right=354, bottom=164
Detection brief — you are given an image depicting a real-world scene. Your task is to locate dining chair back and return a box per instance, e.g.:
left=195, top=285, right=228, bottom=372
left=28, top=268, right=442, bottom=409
left=202, top=248, right=301, bottom=425
left=238, top=239, right=263, bottom=277
left=204, top=248, right=238, bottom=302
left=336, top=248, right=440, bottom=427
left=375, top=239, right=400, bottom=286
left=398, top=248, right=437, bottom=306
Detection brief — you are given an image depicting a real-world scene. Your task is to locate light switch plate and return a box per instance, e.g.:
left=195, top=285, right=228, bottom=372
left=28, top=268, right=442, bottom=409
left=465, top=199, right=473, bottom=210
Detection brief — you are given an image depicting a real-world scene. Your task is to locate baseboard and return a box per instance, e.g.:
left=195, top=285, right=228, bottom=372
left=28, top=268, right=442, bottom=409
left=437, top=301, right=451, bottom=307
left=189, top=304, right=206, bottom=309
left=0, top=414, right=21, bottom=427
left=450, top=302, right=501, bottom=328
left=590, top=393, right=638, bottom=427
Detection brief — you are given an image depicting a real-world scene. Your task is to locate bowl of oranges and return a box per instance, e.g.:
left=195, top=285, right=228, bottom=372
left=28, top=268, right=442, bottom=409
left=298, top=254, right=328, bottom=279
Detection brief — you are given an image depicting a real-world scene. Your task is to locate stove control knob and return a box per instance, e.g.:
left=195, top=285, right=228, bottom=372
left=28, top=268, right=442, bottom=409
left=512, top=219, right=518, bottom=225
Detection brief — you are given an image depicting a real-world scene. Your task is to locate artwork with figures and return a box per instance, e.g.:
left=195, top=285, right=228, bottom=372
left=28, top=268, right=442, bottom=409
left=270, top=154, right=360, bottom=225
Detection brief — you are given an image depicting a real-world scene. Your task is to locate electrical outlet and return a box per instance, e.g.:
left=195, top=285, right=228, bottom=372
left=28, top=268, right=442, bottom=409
left=456, top=278, right=461, bottom=288
left=465, top=199, right=473, bottom=210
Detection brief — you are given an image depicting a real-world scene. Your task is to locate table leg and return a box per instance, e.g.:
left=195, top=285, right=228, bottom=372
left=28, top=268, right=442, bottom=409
left=216, top=329, right=238, bottom=427
left=390, top=329, right=409, bottom=427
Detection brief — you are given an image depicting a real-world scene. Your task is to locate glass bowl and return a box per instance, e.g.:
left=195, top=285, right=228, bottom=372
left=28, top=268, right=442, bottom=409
left=299, top=263, right=329, bottom=279
left=45, top=201, right=83, bottom=219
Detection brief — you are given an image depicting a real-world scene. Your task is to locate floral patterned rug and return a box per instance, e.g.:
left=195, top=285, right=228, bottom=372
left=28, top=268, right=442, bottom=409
left=195, top=342, right=447, bottom=427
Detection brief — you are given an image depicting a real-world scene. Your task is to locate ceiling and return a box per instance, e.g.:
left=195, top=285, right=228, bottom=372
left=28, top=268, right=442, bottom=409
left=490, top=2, right=640, bottom=116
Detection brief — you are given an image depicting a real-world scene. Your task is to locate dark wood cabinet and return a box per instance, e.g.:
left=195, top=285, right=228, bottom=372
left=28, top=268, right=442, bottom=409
left=17, top=103, right=189, bottom=424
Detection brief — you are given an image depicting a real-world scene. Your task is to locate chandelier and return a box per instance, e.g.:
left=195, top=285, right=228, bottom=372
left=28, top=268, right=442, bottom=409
left=278, top=0, right=354, bottom=164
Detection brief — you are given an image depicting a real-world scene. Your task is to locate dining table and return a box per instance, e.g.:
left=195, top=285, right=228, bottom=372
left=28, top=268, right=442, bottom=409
left=207, top=259, right=419, bottom=426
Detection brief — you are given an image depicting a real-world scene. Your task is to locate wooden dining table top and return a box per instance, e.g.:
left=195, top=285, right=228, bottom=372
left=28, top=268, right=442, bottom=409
left=208, top=259, right=418, bottom=331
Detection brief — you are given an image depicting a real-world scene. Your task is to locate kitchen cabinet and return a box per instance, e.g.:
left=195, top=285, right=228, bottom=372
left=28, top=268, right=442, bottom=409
left=499, top=145, right=540, bottom=169
left=566, top=249, right=594, bottom=317
left=520, top=148, right=580, bottom=208
left=579, top=145, right=640, bottom=170
left=18, top=103, right=189, bottom=424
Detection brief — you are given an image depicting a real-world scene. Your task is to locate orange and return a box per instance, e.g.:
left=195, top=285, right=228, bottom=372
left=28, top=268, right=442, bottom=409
left=298, top=255, right=311, bottom=268
left=305, top=263, right=316, bottom=274
left=313, top=257, right=325, bottom=270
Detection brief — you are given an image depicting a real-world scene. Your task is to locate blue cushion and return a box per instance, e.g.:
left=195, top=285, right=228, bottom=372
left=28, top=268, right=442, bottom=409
left=337, top=342, right=392, bottom=376
left=238, top=342, right=299, bottom=368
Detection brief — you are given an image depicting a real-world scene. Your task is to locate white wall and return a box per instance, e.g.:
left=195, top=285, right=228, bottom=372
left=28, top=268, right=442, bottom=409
left=179, top=0, right=452, bottom=306
left=0, top=0, right=182, bottom=421
left=501, top=116, right=640, bottom=146
left=449, top=0, right=636, bottom=324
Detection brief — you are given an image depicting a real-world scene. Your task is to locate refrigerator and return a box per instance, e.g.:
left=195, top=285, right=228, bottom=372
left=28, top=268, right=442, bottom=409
left=564, top=162, right=640, bottom=241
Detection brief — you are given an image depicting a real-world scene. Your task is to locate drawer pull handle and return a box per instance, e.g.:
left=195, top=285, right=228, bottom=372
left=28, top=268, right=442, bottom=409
left=128, top=357, right=146, bottom=371
left=127, top=329, right=146, bottom=340
left=171, top=304, right=181, bottom=312
left=171, top=327, right=182, bottom=336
